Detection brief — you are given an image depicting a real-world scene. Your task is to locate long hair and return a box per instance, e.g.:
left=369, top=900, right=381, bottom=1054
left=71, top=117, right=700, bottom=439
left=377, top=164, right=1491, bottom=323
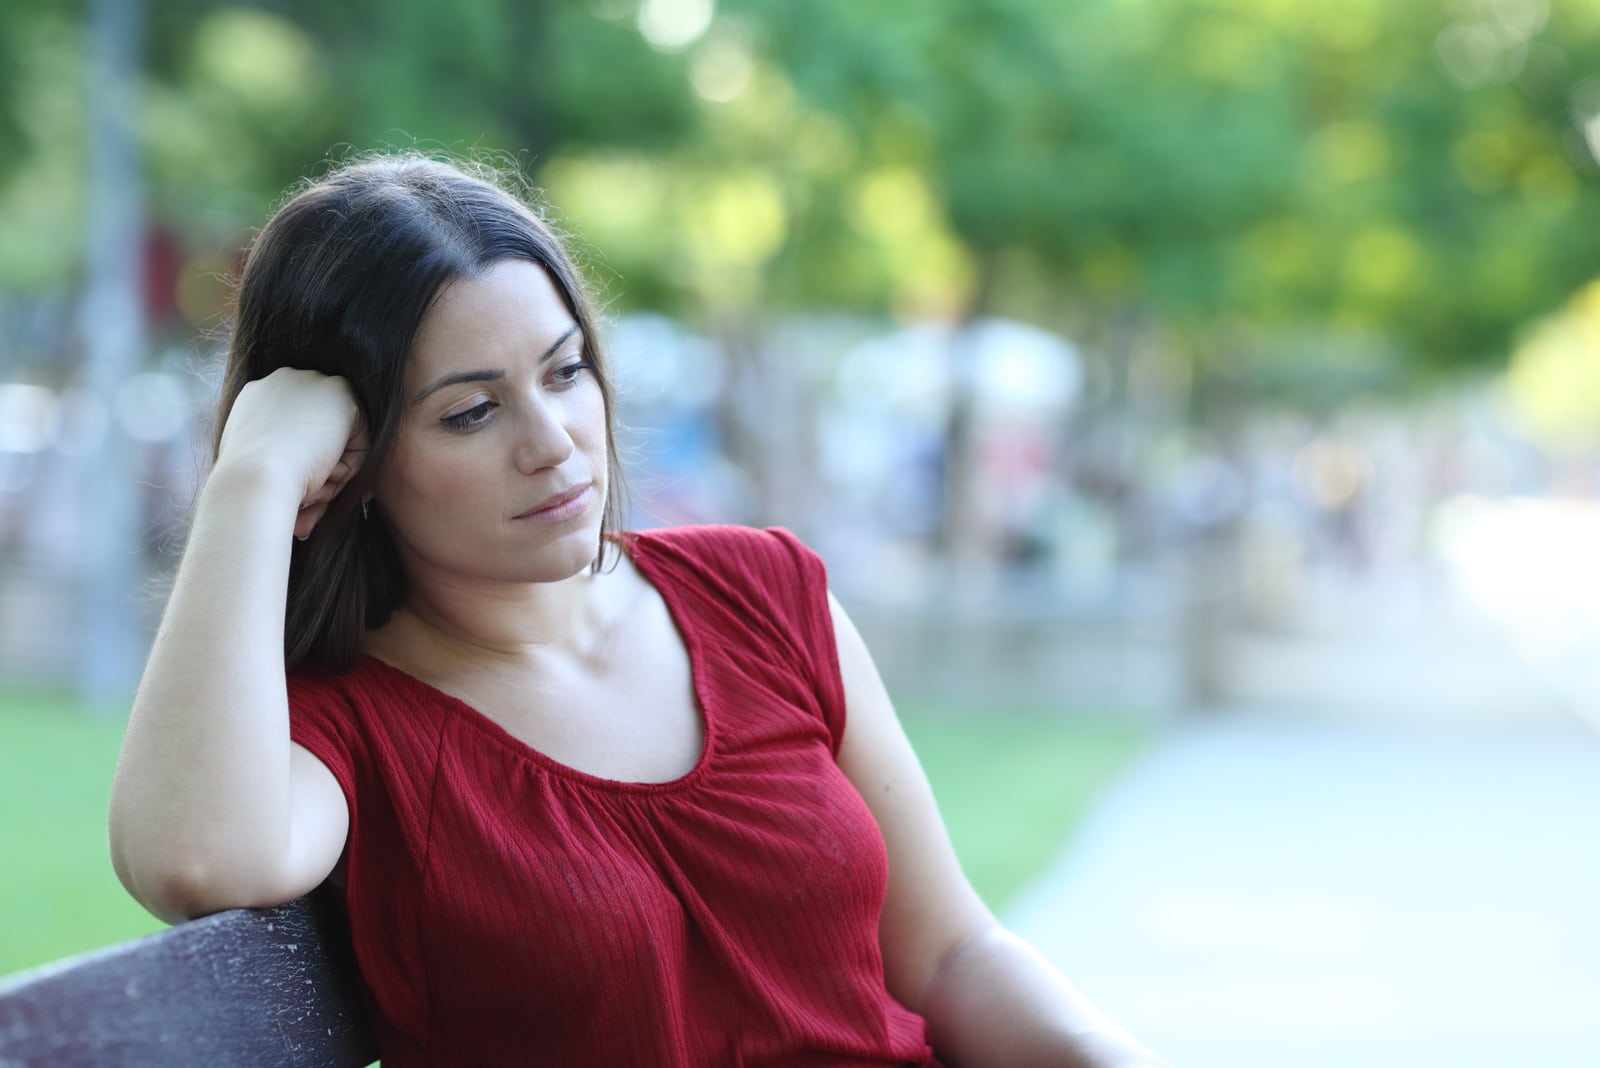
left=213, top=154, right=624, bottom=673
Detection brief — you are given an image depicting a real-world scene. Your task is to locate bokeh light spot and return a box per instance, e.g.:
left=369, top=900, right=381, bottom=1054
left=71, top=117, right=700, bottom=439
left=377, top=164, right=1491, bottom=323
left=637, top=0, right=714, bottom=52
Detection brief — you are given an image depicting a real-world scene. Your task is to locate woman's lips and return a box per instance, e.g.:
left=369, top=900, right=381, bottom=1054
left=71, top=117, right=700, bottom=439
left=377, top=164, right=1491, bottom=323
left=515, top=484, right=591, bottom=523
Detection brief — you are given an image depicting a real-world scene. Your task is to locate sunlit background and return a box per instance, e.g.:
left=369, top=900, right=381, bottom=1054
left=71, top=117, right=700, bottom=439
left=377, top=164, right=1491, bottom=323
left=4, top=0, right=1600, bottom=1064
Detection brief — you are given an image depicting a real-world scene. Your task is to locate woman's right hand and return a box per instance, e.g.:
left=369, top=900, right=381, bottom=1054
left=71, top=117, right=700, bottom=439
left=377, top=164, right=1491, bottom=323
left=215, top=368, right=369, bottom=539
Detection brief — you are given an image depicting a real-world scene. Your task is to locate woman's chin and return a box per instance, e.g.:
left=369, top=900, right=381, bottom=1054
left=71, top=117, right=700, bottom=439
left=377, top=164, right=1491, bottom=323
left=523, top=527, right=606, bottom=583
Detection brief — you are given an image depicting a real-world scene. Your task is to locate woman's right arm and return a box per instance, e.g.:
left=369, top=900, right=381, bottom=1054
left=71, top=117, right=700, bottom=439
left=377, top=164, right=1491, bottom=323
left=109, top=369, right=362, bottom=924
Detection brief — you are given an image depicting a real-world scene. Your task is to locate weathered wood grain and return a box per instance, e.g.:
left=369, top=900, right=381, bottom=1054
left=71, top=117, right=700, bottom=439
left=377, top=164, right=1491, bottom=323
left=0, top=892, right=375, bottom=1068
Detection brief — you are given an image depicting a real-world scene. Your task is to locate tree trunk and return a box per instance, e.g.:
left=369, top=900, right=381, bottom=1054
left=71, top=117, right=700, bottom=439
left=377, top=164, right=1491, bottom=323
left=77, top=0, right=146, bottom=702
left=939, top=248, right=1001, bottom=566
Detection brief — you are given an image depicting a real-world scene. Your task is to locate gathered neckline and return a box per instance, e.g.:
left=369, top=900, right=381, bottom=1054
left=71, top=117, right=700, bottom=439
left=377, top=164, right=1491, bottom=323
left=356, top=531, right=715, bottom=795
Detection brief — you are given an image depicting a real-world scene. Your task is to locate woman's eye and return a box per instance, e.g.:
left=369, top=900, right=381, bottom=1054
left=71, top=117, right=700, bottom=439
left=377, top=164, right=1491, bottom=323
left=552, top=359, right=593, bottom=386
left=441, top=400, right=496, bottom=431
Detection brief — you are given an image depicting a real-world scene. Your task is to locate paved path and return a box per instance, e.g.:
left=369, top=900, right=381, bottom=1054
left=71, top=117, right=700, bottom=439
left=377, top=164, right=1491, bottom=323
left=1005, top=563, right=1600, bottom=1066
left=1007, top=718, right=1600, bottom=1067
left=998, top=549, right=1600, bottom=1068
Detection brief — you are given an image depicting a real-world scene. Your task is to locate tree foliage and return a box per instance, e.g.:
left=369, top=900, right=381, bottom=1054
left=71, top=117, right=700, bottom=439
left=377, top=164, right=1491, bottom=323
left=3, top=0, right=1600, bottom=387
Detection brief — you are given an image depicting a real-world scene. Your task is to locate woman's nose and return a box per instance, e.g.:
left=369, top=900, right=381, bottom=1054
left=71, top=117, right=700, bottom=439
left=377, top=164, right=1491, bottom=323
left=513, top=399, right=575, bottom=474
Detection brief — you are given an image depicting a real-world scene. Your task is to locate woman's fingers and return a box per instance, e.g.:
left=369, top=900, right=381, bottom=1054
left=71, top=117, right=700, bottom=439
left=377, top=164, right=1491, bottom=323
left=292, top=500, right=325, bottom=541
left=219, top=369, right=365, bottom=509
left=293, top=417, right=371, bottom=540
left=326, top=454, right=358, bottom=488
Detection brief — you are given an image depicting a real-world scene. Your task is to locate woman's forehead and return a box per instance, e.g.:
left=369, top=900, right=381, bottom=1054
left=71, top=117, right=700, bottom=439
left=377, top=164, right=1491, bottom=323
left=407, top=261, right=579, bottom=375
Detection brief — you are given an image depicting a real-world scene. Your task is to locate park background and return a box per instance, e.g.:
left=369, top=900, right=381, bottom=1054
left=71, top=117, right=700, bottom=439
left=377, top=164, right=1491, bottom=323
left=4, top=0, right=1600, bottom=1064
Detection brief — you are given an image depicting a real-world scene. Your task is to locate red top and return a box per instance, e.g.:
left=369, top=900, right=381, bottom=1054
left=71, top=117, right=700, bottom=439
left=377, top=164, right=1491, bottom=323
left=289, top=525, right=939, bottom=1067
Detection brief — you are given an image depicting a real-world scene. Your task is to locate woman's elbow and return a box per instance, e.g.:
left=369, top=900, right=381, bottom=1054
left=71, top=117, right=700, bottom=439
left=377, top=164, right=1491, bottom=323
left=109, top=828, right=300, bottom=925
left=111, top=846, right=236, bottom=924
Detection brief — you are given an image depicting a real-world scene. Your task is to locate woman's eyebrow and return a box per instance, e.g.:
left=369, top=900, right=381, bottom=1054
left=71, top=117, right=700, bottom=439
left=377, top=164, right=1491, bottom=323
left=411, top=325, right=582, bottom=404
left=540, top=325, right=582, bottom=363
left=412, top=369, right=505, bottom=404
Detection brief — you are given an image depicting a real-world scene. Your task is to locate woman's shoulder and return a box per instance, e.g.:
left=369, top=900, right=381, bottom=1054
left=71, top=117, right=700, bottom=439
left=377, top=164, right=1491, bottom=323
left=621, top=523, right=818, bottom=574
left=620, top=523, right=833, bottom=638
left=287, top=655, right=454, bottom=782
left=286, top=655, right=407, bottom=725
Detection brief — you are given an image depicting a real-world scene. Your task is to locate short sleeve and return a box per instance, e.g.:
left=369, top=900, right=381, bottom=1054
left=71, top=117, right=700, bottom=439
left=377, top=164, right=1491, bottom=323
left=287, top=669, right=360, bottom=814
left=761, top=527, right=848, bottom=755
left=626, top=524, right=851, bottom=755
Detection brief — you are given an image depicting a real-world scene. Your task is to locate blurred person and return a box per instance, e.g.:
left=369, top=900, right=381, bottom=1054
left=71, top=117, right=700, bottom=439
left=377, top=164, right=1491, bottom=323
left=107, top=154, right=1166, bottom=1068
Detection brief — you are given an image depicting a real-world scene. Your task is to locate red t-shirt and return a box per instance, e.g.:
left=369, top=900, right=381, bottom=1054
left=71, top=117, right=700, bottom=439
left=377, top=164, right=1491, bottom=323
left=289, top=525, right=939, bottom=1067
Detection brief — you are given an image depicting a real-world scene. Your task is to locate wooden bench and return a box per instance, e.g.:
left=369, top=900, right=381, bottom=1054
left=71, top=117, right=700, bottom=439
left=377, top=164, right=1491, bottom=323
left=0, top=891, right=376, bottom=1067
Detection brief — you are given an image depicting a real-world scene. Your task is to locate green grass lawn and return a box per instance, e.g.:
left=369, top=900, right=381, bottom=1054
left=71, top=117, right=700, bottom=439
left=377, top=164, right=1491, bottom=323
left=0, top=691, right=164, bottom=977
left=899, top=702, right=1149, bottom=912
left=0, top=689, right=1149, bottom=978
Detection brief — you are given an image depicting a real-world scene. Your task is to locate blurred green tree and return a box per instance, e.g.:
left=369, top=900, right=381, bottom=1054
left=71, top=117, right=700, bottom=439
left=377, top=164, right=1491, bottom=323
left=2, top=0, right=1599, bottom=390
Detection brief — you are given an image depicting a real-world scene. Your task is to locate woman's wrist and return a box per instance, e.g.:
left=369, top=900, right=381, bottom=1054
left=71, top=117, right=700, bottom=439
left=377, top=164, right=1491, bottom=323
left=204, top=454, right=306, bottom=515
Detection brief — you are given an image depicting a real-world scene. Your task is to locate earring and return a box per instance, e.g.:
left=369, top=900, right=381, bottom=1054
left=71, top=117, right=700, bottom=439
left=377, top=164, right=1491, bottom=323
left=361, top=499, right=370, bottom=521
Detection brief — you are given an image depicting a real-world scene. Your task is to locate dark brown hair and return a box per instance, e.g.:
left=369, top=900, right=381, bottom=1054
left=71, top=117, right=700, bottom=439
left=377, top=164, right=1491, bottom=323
left=213, top=154, right=624, bottom=673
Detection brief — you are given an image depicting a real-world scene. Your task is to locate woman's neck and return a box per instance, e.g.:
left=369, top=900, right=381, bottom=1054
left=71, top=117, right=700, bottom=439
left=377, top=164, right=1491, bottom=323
left=368, top=566, right=620, bottom=677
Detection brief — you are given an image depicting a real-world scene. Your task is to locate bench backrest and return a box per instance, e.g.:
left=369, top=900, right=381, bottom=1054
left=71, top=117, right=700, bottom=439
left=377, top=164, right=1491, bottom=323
left=0, top=892, right=376, bottom=1067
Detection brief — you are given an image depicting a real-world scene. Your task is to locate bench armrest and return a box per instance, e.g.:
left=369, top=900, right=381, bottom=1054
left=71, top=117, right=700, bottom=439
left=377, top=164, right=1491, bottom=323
left=0, top=891, right=376, bottom=1067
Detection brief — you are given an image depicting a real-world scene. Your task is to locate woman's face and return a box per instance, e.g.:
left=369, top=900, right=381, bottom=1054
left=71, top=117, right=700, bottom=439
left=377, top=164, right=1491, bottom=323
left=374, top=258, right=608, bottom=590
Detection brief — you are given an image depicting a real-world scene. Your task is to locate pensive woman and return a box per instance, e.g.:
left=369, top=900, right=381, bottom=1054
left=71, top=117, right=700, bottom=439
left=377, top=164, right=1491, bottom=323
left=108, top=153, right=1168, bottom=1068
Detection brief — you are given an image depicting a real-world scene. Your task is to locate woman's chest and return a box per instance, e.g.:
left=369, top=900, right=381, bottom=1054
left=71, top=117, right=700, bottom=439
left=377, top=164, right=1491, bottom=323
left=400, top=730, right=891, bottom=1048
left=470, top=658, right=703, bottom=784
left=435, top=592, right=706, bottom=784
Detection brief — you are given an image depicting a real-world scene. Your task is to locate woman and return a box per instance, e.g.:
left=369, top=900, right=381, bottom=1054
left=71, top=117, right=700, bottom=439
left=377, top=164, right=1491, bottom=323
left=109, top=154, right=1167, bottom=1067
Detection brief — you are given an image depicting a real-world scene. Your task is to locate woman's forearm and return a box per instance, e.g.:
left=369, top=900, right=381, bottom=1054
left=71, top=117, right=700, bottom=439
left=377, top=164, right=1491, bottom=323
left=919, top=923, right=1170, bottom=1068
left=108, top=459, right=310, bottom=921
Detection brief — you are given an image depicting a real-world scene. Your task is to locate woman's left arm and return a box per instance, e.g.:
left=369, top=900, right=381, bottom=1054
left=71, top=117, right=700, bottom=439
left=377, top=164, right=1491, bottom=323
left=829, top=593, right=1170, bottom=1068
